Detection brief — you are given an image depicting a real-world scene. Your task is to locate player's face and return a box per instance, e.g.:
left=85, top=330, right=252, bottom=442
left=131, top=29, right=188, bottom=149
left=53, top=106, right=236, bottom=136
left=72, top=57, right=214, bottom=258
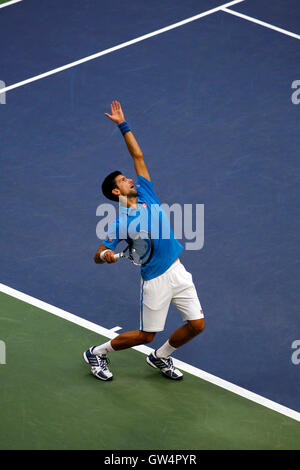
left=114, top=175, right=138, bottom=198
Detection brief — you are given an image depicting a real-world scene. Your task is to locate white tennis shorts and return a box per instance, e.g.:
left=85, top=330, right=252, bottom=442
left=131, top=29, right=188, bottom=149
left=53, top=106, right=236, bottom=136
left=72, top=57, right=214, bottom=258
left=139, top=259, right=204, bottom=332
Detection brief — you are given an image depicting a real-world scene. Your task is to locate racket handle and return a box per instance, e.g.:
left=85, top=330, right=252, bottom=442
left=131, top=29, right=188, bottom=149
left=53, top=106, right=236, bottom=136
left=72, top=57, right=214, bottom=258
left=100, top=250, right=122, bottom=262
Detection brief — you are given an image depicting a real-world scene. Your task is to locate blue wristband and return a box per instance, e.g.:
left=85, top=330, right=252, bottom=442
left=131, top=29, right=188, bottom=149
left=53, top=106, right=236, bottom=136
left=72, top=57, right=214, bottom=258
left=118, top=121, right=131, bottom=136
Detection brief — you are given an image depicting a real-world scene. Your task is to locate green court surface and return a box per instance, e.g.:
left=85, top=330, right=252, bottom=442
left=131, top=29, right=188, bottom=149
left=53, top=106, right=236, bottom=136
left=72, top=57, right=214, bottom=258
left=0, top=291, right=299, bottom=450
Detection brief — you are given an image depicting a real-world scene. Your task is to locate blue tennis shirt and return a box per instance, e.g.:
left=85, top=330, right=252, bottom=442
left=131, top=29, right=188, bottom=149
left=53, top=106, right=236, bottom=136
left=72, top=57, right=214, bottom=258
left=103, top=175, right=183, bottom=280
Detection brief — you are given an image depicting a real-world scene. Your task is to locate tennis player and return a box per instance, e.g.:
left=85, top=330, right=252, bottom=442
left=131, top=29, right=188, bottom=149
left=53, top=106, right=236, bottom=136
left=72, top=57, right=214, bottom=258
left=84, top=101, right=205, bottom=381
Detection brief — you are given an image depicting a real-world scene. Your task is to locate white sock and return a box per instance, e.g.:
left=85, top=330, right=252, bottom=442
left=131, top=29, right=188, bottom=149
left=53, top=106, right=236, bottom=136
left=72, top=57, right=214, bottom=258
left=92, top=341, right=114, bottom=356
left=156, top=340, right=177, bottom=358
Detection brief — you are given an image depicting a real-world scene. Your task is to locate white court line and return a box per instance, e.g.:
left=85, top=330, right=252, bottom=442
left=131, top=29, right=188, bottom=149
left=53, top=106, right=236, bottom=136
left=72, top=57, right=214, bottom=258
left=0, top=282, right=299, bottom=422
left=0, top=0, right=245, bottom=95
left=110, top=326, right=122, bottom=332
left=222, top=7, right=300, bottom=41
left=0, top=0, right=22, bottom=9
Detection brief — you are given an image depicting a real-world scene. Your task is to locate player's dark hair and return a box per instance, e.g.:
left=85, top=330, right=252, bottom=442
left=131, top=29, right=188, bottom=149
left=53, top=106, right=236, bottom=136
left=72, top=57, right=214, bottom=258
left=102, top=171, right=123, bottom=202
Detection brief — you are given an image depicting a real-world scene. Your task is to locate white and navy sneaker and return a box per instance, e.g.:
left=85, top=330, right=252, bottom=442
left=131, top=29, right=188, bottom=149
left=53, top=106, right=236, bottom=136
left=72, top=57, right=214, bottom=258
left=83, top=347, right=113, bottom=381
left=146, top=351, right=183, bottom=380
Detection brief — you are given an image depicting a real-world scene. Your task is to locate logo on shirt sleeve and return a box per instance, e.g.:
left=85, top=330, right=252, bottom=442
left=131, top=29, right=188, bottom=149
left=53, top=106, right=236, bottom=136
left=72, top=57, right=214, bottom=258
left=106, top=236, right=113, bottom=242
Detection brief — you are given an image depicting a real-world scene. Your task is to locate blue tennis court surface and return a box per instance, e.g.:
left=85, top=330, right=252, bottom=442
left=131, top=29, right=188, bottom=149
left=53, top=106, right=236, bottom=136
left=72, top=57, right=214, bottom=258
left=1, top=0, right=230, bottom=85
left=230, top=0, right=300, bottom=35
left=1, top=0, right=299, bottom=416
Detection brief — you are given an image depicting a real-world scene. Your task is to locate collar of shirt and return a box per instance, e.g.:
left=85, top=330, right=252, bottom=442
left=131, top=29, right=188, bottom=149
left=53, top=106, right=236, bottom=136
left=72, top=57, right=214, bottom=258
left=119, top=197, right=144, bottom=216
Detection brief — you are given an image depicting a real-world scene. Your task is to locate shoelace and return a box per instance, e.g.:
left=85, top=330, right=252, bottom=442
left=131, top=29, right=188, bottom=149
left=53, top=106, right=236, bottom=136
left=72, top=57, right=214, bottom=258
left=166, top=357, right=175, bottom=371
left=156, top=355, right=175, bottom=371
left=98, top=355, right=110, bottom=370
left=91, top=353, right=110, bottom=370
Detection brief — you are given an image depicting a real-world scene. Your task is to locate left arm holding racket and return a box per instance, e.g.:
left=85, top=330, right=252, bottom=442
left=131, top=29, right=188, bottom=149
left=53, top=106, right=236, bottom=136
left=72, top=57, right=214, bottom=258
left=94, top=234, right=153, bottom=266
left=94, top=242, right=133, bottom=264
left=94, top=244, right=117, bottom=264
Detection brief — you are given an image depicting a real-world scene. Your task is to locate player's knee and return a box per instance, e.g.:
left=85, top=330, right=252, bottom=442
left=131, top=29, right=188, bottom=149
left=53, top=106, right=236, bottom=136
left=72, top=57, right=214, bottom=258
left=188, top=318, right=205, bottom=335
left=140, top=331, right=156, bottom=344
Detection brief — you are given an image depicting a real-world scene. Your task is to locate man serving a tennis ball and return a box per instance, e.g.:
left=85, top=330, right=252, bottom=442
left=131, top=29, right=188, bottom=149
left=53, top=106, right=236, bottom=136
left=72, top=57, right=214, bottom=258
left=83, top=100, right=205, bottom=381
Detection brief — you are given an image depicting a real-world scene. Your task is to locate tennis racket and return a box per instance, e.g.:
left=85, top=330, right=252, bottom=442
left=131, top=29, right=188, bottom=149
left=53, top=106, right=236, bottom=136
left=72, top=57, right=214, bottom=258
left=102, top=231, right=153, bottom=266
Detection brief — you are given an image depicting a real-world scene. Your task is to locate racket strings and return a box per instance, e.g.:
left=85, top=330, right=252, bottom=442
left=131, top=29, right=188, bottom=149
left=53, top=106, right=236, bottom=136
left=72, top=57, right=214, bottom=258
left=129, top=236, right=152, bottom=266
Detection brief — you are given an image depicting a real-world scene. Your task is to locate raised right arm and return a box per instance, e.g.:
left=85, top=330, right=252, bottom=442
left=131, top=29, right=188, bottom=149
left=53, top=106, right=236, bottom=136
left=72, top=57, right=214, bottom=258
left=105, top=100, right=151, bottom=181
